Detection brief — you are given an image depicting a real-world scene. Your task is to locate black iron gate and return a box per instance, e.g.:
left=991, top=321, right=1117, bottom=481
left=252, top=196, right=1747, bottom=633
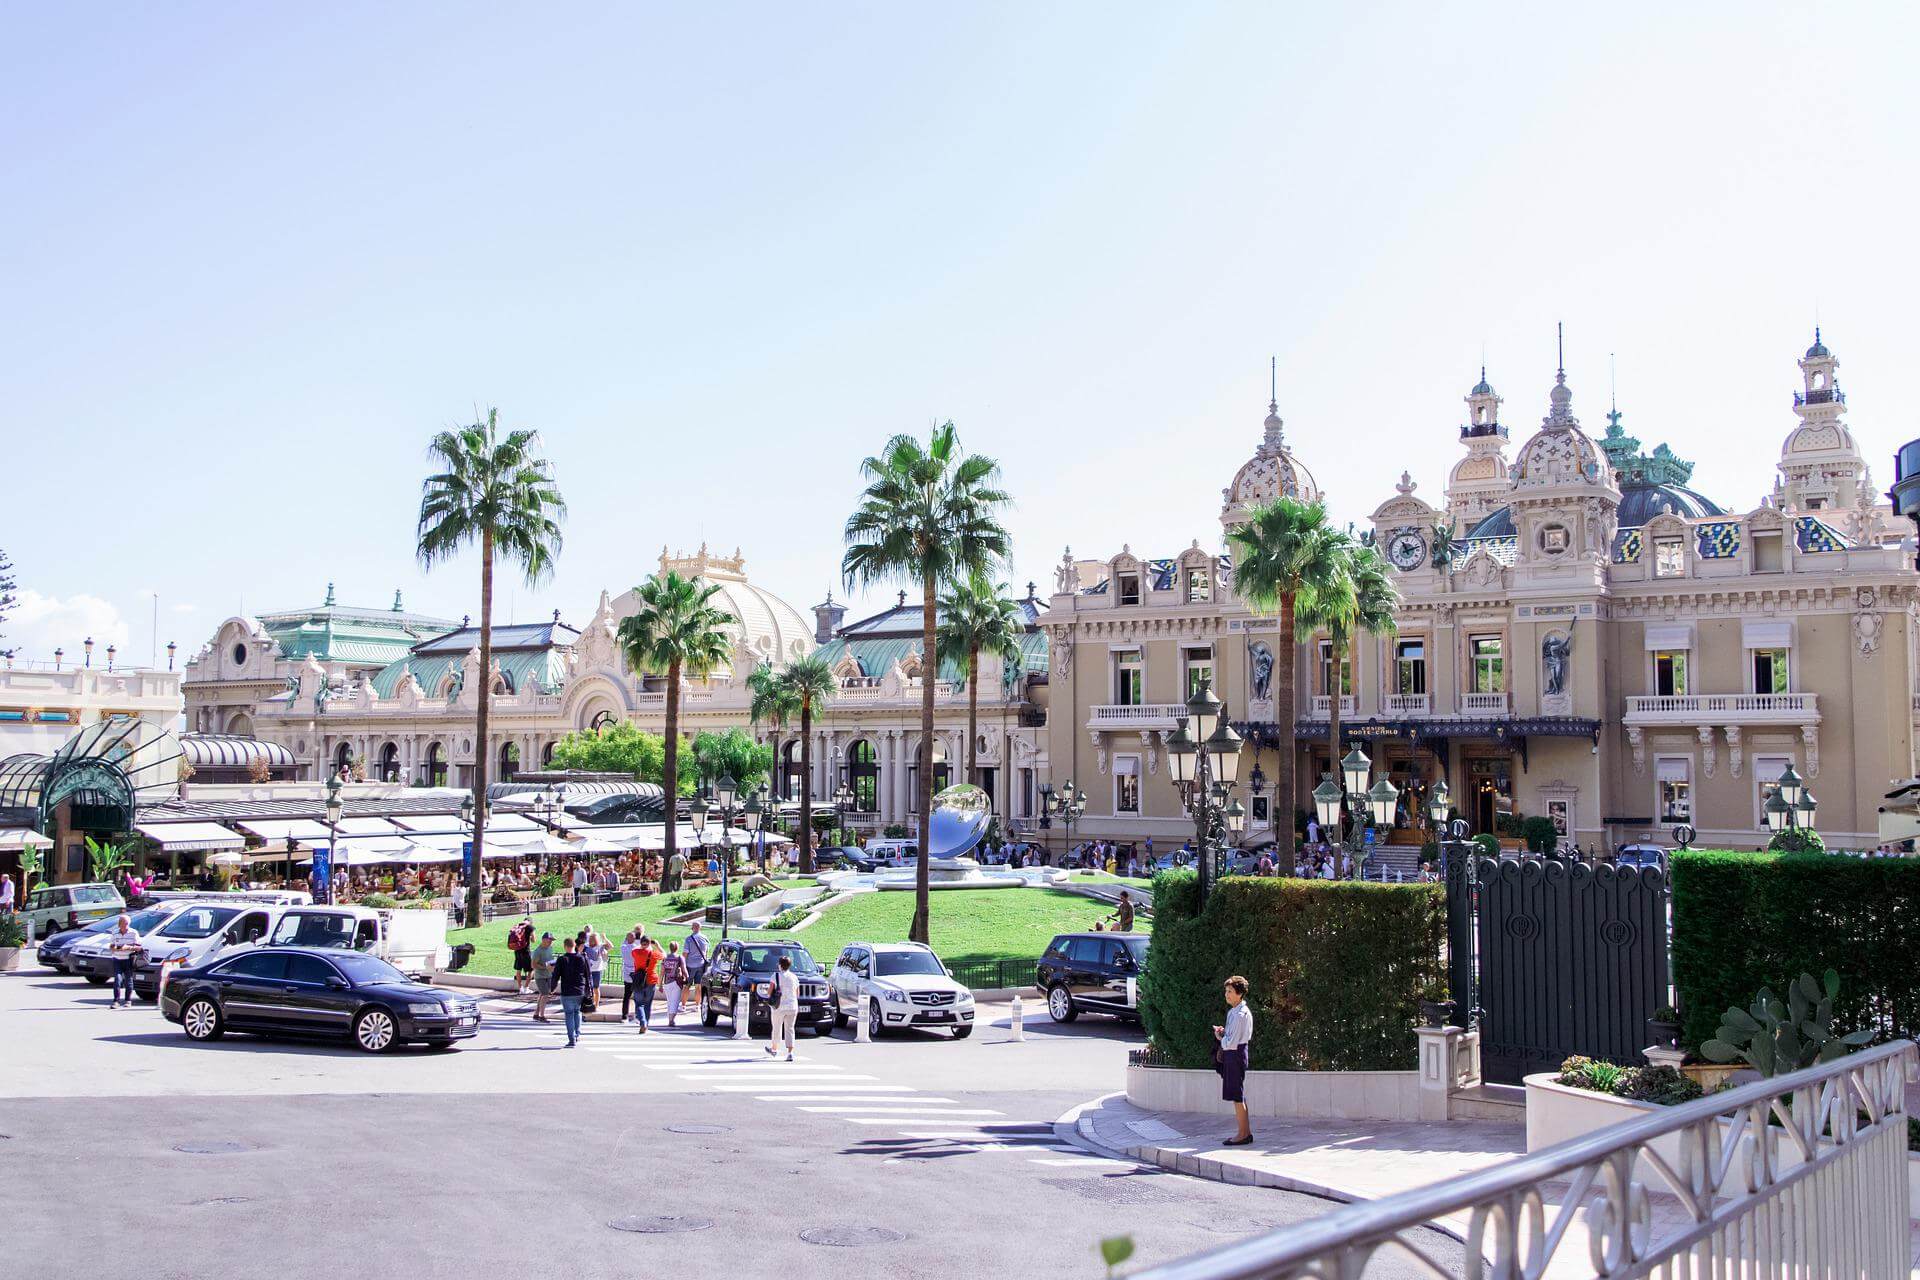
left=1446, top=856, right=1668, bottom=1085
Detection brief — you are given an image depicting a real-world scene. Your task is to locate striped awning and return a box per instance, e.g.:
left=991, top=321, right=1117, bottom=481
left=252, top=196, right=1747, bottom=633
left=135, top=821, right=245, bottom=852
left=180, top=735, right=298, bottom=770
left=0, top=828, right=53, bottom=850
left=235, top=818, right=335, bottom=843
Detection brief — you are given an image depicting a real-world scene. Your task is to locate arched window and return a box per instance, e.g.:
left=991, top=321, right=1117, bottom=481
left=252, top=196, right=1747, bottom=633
left=542, top=740, right=557, bottom=767
left=499, top=741, right=520, bottom=781
left=590, top=709, right=617, bottom=732
left=780, top=740, right=803, bottom=801
left=378, top=742, right=400, bottom=782
left=847, top=740, right=878, bottom=813
left=333, top=742, right=352, bottom=773
left=426, top=742, right=447, bottom=788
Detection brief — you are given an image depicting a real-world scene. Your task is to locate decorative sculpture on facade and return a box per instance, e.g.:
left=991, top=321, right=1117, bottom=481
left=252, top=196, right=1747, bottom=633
left=1431, top=520, right=1456, bottom=571
left=1541, top=620, right=1575, bottom=697
left=1248, top=641, right=1274, bottom=702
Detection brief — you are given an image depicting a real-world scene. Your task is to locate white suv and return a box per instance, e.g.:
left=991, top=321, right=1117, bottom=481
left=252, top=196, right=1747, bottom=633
left=827, top=941, right=975, bottom=1039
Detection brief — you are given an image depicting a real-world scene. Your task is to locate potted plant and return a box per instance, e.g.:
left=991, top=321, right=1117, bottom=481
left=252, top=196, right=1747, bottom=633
left=1419, top=997, right=1457, bottom=1028
left=1647, top=1003, right=1681, bottom=1048
left=0, top=911, right=25, bottom=972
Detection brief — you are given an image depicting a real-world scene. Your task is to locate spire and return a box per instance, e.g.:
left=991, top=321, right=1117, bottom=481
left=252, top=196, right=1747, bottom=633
left=324, top=582, right=336, bottom=607
left=392, top=589, right=404, bottom=612
left=1556, top=322, right=1565, bottom=380
left=1544, top=323, right=1575, bottom=427
left=1262, top=356, right=1284, bottom=448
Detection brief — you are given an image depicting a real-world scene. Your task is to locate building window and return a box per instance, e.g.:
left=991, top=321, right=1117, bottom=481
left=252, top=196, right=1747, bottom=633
left=1653, top=650, right=1689, bottom=697
left=1396, top=639, right=1427, bottom=696
left=1751, top=648, right=1789, bottom=695
left=1657, top=758, right=1692, bottom=824
left=1654, top=537, right=1685, bottom=577
left=1317, top=640, right=1352, bottom=696
left=1117, top=573, right=1141, bottom=606
left=847, top=740, right=878, bottom=812
left=1752, top=530, right=1784, bottom=573
left=1755, top=754, right=1792, bottom=829
left=1113, top=651, right=1143, bottom=706
left=1185, top=566, right=1211, bottom=604
left=1806, top=497, right=1825, bottom=510
left=1182, top=646, right=1213, bottom=698
left=1470, top=636, right=1504, bottom=694
left=1115, top=757, right=1140, bottom=814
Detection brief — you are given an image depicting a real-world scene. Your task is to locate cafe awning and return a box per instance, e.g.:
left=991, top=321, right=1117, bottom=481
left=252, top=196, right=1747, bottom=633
left=0, top=828, right=54, bottom=850
left=135, top=821, right=245, bottom=852
left=235, top=818, right=335, bottom=844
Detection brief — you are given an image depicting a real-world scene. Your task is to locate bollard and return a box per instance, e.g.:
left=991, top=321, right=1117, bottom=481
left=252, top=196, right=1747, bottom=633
left=854, top=991, right=871, bottom=1042
left=1126, top=976, right=1137, bottom=1010
left=733, top=991, right=750, bottom=1040
left=1009, top=992, right=1024, bottom=1041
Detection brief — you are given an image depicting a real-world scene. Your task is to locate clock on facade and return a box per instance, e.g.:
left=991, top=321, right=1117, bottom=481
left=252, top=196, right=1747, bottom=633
left=1387, top=529, right=1428, bottom=571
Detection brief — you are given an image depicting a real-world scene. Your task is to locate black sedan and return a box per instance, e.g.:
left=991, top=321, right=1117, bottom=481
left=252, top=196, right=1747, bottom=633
left=35, top=916, right=119, bottom=974
left=160, top=946, right=481, bottom=1053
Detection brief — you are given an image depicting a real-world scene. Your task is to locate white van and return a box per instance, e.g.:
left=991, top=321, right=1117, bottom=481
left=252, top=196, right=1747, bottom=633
left=865, top=839, right=920, bottom=868
left=263, top=904, right=450, bottom=978
left=130, top=900, right=289, bottom=1001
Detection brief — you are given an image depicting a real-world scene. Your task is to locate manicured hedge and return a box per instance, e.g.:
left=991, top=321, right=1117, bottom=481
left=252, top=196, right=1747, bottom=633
left=1140, top=871, right=1445, bottom=1072
left=1671, top=850, right=1920, bottom=1050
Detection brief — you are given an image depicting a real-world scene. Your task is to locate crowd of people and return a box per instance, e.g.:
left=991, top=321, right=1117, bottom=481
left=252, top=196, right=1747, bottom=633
left=506, top=915, right=717, bottom=1048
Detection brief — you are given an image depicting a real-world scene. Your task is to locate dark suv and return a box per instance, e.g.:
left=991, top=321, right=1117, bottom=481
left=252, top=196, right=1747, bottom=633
left=1035, top=932, right=1148, bottom=1023
left=701, top=939, right=835, bottom=1037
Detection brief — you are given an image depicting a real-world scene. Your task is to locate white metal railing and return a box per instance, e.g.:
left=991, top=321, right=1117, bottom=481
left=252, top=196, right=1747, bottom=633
left=1383, top=693, right=1430, bottom=716
left=1131, top=1039, right=1915, bottom=1280
left=1308, top=695, right=1357, bottom=718
left=1088, top=703, right=1185, bottom=727
left=1461, top=691, right=1510, bottom=713
left=1626, top=693, right=1819, bottom=720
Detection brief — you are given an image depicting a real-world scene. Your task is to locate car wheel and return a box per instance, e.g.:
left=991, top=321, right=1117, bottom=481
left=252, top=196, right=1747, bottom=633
left=353, top=1007, right=398, bottom=1053
left=831, top=994, right=847, bottom=1029
left=867, top=999, right=885, bottom=1040
left=702, top=999, right=719, bottom=1028
left=136, top=990, right=157, bottom=1004
left=182, top=997, right=223, bottom=1042
left=951, top=1025, right=972, bottom=1039
left=1047, top=985, right=1078, bottom=1023
left=85, top=974, right=107, bottom=986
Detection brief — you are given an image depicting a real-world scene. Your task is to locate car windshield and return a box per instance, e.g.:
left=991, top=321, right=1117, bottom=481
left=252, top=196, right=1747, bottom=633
left=329, top=953, right=406, bottom=986
left=874, top=951, right=945, bottom=977
left=270, top=912, right=358, bottom=948
left=124, top=909, right=173, bottom=933
left=158, top=907, right=240, bottom=939
left=736, top=946, right=819, bottom=974
left=1121, top=937, right=1148, bottom=964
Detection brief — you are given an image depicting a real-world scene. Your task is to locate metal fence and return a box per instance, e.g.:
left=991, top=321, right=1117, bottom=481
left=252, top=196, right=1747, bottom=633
left=946, top=958, right=1035, bottom=991
left=1131, top=1039, right=1915, bottom=1279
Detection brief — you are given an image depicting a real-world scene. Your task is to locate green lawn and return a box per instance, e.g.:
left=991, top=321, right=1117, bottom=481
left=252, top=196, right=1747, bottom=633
left=450, top=883, right=1136, bottom=978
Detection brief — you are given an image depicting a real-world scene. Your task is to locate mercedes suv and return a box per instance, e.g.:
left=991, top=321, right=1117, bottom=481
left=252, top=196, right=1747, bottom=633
left=828, top=941, right=975, bottom=1039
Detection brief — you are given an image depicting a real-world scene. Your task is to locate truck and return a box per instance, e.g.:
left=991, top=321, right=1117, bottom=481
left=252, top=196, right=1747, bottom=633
left=261, top=904, right=451, bottom=978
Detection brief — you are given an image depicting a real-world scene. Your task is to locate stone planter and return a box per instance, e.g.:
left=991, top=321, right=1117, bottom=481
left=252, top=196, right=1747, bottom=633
left=1645, top=1018, right=1680, bottom=1050
left=1420, top=998, right=1456, bottom=1028
left=0, top=946, right=22, bottom=973
left=1127, top=1062, right=1423, bottom=1121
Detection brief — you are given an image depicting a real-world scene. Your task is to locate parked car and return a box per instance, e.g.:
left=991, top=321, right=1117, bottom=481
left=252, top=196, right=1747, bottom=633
left=18, top=883, right=124, bottom=940
left=700, top=939, right=834, bottom=1036
left=65, top=902, right=218, bottom=984
left=130, top=901, right=287, bottom=1001
left=1035, top=931, right=1148, bottom=1023
left=160, top=945, right=480, bottom=1053
left=864, top=839, right=919, bottom=867
left=1612, top=843, right=1670, bottom=871
left=262, top=904, right=451, bottom=977
left=812, top=846, right=877, bottom=871
left=827, top=941, right=975, bottom=1039
left=35, top=915, right=121, bottom=973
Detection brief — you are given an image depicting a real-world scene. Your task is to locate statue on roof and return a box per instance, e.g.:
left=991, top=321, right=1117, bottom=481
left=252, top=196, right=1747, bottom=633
left=1054, top=547, right=1078, bottom=595
left=1431, top=521, right=1457, bottom=571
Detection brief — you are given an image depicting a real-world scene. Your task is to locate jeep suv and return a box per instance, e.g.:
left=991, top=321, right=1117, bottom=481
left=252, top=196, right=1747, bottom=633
left=1035, top=931, right=1147, bottom=1022
left=828, top=941, right=975, bottom=1039
left=700, top=939, right=835, bottom=1037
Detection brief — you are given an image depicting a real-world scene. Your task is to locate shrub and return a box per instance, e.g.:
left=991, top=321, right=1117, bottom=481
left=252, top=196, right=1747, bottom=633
left=1670, top=850, right=1920, bottom=1051
left=1557, top=1055, right=1629, bottom=1094
left=1615, top=1065, right=1702, bottom=1106
left=1766, top=827, right=1825, bottom=855
left=667, top=890, right=705, bottom=911
left=1419, top=839, right=1439, bottom=868
left=361, top=893, right=400, bottom=909
left=533, top=872, right=565, bottom=899
left=1470, top=833, right=1501, bottom=860
left=0, top=913, right=25, bottom=948
left=1520, top=816, right=1558, bottom=854
left=1495, top=812, right=1524, bottom=837
left=739, top=881, right=776, bottom=904
left=765, top=906, right=808, bottom=930
left=1139, top=871, right=1444, bottom=1072
left=883, top=824, right=909, bottom=839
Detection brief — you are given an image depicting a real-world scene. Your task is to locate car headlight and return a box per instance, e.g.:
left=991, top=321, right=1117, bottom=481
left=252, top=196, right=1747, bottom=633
left=406, top=1002, right=445, bottom=1015
left=881, top=987, right=909, bottom=1004
left=755, top=982, right=771, bottom=997
left=956, top=991, right=974, bottom=1005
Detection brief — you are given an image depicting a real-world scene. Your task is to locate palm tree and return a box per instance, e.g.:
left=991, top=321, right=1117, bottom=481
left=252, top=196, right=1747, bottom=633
left=1294, top=538, right=1400, bottom=791
left=843, top=422, right=1011, bottom=943
left=1227, top=496, right=1344, bottom=875
left=936, top=572, right=1024, bottom=789
left=616, top=571, right=735, bottom=888
left=417, top=410, right=566, bottom=929
left=749, top=656, right=838, bottom=874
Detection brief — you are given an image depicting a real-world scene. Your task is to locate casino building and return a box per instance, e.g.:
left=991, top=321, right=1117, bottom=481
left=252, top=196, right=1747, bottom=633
left=1041, top=332, right=1917, bottom=854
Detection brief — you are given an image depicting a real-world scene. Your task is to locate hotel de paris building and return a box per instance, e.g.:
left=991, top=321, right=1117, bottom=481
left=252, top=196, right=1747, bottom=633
left=1041, top=332, right=1917, bottom=854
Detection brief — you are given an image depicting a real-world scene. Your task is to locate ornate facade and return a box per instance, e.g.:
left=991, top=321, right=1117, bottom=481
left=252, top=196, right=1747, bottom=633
left=1044, top=333, right=1916, bottom=852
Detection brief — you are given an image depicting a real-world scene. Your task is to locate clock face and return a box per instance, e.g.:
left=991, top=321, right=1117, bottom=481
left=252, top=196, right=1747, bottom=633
left=1388, top=530, right=1427, bottom=570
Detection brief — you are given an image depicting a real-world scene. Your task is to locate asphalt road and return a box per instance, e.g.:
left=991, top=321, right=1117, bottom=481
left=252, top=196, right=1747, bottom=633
left=1, top=972, right=1463, bottom=1279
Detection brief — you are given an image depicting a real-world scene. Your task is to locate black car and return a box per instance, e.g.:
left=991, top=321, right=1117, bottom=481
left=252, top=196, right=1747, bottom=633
left=811, top=846, right=876, bottom=872
left=36, top=916, right=121, bottom=974
left=701, top=939, right=835, bottom=1036
left=1035, top=932, right=1148, bottom=1023
left=160, top=946, right=480, bottom=1053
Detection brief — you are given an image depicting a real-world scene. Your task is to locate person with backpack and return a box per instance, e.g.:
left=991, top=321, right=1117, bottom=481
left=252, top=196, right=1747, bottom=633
left=661, top=941, right=688, bottom=1028
left=631, top=933, right=662, bottom=1034
left=508, top=917, right=534, bottom=995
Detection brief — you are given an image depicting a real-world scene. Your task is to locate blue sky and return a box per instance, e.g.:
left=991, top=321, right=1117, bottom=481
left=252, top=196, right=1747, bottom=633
left=4, top=3, right=1916, bottom=664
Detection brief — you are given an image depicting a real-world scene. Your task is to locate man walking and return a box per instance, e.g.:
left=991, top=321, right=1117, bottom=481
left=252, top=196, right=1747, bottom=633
left=570, top=860, right=588, bottom=905
left=508, top=916, right=533, bottom=995
left=765, top=953, right=799, bottom=1062
left=553, top=937, right=588, bottom=1047
left=106, top=913, right=142, bottom=1008
left=632, top=933, right=662, bottom=1034
left=531, top=931, right=557, bottom=1022
left=620, top=927, right=642, bottom=1024
left=682, top=920, right=709, bottom=1015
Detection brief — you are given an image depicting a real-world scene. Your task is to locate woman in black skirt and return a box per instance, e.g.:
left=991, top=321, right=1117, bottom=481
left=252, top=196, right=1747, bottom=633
left=1212, top=974, right=1254, bottom=1145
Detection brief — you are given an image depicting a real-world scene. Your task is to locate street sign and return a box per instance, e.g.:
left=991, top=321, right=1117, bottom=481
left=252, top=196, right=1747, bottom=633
left=312, top=843, right=332, bottom=904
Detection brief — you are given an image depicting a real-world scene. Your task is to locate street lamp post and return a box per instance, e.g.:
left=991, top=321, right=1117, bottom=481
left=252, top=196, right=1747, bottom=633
left=456, top=791, right=475, bottom=913
left=1312, top=745, right=1398, bottom=881
left=320, top=773, right=345, bottom=906
left=1763, top=763, right=1818, bottom=843
left=1165, top=678, right=1243, bottom=906
left=1045, top=780, right=1085, bottom=866
left=713, top=773, right=740, bottom=938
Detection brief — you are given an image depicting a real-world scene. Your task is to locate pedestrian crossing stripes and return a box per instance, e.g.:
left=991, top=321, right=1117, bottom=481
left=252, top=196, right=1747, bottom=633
left=803, top=1107, right=1004, bottom=1116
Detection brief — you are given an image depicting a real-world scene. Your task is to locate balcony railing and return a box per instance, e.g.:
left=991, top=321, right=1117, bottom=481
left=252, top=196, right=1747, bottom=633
left=1132, top=1039, right=1914, bottom=1280
left=1460, top=691, right=1510, bottom=713
left=1625, top=692, right=1819, bottom=723
left=1087, top=703, right=1185, bottom=729
left=1307, top=695, right=1356, bottom=718
left=1382, top=693, right=1430, bottom=716
left=1793, top=387, right=1845, bottom=407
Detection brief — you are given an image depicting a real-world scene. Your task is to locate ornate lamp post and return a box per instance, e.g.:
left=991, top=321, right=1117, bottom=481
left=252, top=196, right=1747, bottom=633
left=320, top=772, right=346, bottom=905
left=712, top=773, right=740, bottom=937
left=1312, top=745, right=1397, bottom=879
left=456, top=791, right=475, bottom=901
left=1763, top=763, right=1818, bottom=844
left=1045, top=779, right=1085, bottom=865
left=1166, top=678, right=1243, bottom=904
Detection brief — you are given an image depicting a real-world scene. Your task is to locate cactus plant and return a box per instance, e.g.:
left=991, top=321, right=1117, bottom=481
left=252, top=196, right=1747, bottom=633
left=1699, top=969, right=1875, bottom=1077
